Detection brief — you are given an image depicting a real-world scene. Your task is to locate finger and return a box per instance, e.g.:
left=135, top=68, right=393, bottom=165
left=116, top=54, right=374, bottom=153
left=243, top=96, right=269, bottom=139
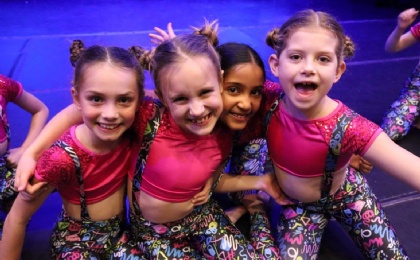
left=167, top=22, right=176, bottom=38
left=15, top=173, right=28, bottom=192
left=153, top=26, right=169, bottom=39
left=149, top=34, right=164, bottom=42
left=27, top=182, right=48, bottom=195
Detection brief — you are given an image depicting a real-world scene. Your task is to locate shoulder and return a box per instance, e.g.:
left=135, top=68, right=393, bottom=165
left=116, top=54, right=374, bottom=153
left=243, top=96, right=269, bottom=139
left=134, top=96, right=163, bottom=135
left=338, top=104, right=382, bottom=152
left=411, top=21, right=420, bottom=40
left=36, top=143, right=77, bottom=184
left=0, top=74, right=23, bottom=101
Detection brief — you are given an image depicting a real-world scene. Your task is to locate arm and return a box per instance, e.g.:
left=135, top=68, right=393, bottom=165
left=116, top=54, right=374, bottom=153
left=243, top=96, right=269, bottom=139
left=214, top=173, right=281, bottom=200
left=1, top=182, right=55, bottom=260
left=6, top=90, right=49, bottom=167
left=15, top=104, right=82, bottom=191
left=385, top=8, right=419, bottom=52
left=364, top=132, right=420, bottom=191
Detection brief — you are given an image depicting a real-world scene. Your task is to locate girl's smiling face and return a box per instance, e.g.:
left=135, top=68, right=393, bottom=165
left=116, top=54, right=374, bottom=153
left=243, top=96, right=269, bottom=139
left=159, top=56, right=223, bottom=136
left=220, top=62, right=264, bottom=131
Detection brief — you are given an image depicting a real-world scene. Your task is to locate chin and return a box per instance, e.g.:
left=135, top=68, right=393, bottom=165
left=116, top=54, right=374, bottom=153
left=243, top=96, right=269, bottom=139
left=189, top=121, right=218, bottom=136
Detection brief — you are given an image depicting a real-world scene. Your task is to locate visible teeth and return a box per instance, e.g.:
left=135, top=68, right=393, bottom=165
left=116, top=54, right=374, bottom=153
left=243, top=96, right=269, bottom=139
left=99, top=124, right=119, bottom=130
left=191, top=114, right=210, bottom=124
left=231, top=113, right=247, bottom=119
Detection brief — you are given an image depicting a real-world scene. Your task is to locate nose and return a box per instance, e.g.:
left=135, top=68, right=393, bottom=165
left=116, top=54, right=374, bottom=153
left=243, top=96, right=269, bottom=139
left=101, top=103, right=118, bottom=120
left=237, top=95, right=251, bottom=111
left=189, top=99, right=205, bottom=117
left=301, top=61, right=316, bottom=75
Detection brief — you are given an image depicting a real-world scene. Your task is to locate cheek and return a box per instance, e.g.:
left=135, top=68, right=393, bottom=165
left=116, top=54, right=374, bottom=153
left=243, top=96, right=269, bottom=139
left=251, top=98, right=262, bottom=114
left=222, top=96, right=234, bottom=112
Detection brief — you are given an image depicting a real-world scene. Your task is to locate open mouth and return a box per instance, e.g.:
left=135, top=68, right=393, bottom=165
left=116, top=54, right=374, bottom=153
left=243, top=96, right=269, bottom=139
left=295, top=82, right=317, bottom=95
left=190, top=113, right=211, bottom=125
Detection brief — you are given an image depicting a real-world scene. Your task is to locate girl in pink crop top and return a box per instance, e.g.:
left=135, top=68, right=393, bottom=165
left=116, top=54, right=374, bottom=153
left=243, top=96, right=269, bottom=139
left=0, top=74, right=48, bottom=239
left=1, top=43, right=143, bottom=259
left=264, top=9, right=419, bottom=260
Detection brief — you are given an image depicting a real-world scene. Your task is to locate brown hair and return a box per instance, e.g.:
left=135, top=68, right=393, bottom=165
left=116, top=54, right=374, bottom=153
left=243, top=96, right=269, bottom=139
left=129, top=20, right=222, bottom=96
left=266, top=9, right=355, bottom=63
left=69, top=40, right=145, bottom=101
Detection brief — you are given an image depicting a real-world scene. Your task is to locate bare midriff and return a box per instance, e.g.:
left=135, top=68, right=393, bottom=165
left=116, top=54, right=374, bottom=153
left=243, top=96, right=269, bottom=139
left=275, top=164, right=348, bottom=203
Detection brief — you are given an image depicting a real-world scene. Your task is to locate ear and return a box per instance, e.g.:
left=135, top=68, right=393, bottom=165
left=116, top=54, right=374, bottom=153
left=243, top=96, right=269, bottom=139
left=268, top=54, right=280, bottom=77
left=334, top=61, right=346, bottom=83
left=71, top=87, right=82, bottom=111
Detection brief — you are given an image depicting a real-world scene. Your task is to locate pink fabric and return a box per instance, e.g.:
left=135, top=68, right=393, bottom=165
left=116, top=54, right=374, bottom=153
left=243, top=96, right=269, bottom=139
left=0, top=74, right=23, bottom=142
left=131, top=98, right=233, bottom=202
left=267, top=101, right=382, bottom=177
left=35, top=125, right=137, bottom=204
left=410, top=22, right=420, bottom=40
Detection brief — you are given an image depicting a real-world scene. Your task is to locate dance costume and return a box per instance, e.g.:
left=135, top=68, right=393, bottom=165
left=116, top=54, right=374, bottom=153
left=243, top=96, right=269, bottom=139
left=267, top=95, right=408, bottom=259
left=381, top=22, right=420, bottom=141
left=35, top=127, right=142, bottom=259
left=0, top=75, right=22, bottom=219
left=129, top=97, right=278, bottom=259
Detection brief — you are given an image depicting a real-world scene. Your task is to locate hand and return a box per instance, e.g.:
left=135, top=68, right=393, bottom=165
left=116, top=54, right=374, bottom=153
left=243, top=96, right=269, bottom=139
left=14, top=152, right=38, bottom=191
left=19, top=179, right=49, bottom=201
left=349, top=154, right=373, bottom=174
left=6, top=147, right=24, bottom=168
left=149, top=22, right=176, bottom=45
left=397, top=8, right=419, bottom=30
left=257, top=189, right=294, bottom=206
left=258, top=173, right=293, bottom=205
left=192, top=176, right=213, bottom=206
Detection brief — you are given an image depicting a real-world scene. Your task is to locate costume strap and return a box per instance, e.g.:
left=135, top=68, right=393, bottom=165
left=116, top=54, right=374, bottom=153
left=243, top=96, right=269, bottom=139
left=0, top=108, right=10, bottom=150
left=209, top=130, right=241, bottom=196
left=132, top=100, right=162, bottom=214
left=54, top=140, right=89, bottom=220
left=263, top=92, right=283, bottom=137
left=320, top=109, right=357, bottom=200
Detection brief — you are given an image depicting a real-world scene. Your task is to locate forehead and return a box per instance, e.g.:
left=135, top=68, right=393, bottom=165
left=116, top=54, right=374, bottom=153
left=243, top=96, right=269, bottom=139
left=224, top=63, right=264, bottom=85
left=162, top=56, right=220, bottom=94
left=287, top=27, right=338, bottom=50
left=80, top=62, right=138, bottom=92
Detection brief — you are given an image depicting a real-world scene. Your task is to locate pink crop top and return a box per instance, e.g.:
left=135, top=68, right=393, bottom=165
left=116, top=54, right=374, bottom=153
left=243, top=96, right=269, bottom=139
left=132, top=100, right=233, bottom=203
left=35, top=126, right=136, bottom=204
left=0, top=75, right=23, bottom=143
left=411, top=22, right=420, bottom=40
left=267, top=101, right=382, bottom=177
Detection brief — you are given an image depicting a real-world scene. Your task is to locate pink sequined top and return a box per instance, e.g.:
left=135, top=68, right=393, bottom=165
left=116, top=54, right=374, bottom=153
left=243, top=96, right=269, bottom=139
left=130, top=97, right=233, bottom=203
left=411, top=22, right=420, bottom=40
left=35, top=126, right=137, bottom=204
left=267, top=101, right=382, bottom=177
left=0, top=74, right=23, bottom=143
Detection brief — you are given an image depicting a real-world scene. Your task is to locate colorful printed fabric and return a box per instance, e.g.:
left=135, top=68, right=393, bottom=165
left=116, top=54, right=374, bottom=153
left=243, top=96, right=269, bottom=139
left=130, top=198, right=259, bottom=259
left=381, top=64, right=420, bottom=141
left=226, top=138, right=269, bottom=203
left=51, top=209, right=143, bottom=260
left=131, top=100, right=278, bottom=259
left=0, top=155, right=17, bottom=213
left=276, top=168, right=408, bottom=260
